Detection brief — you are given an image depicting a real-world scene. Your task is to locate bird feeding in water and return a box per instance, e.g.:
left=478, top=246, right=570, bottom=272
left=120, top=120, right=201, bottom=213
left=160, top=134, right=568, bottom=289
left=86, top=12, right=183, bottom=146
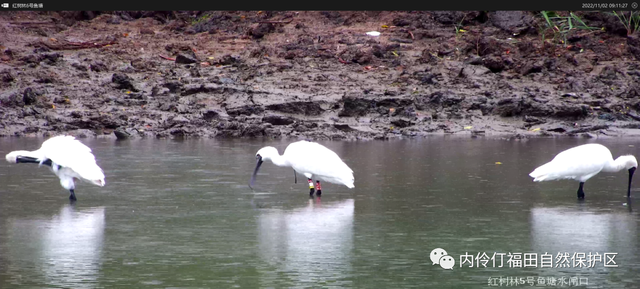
left=5, top=135, right=106, bottom=201
left=249, top=140, right=355, bottom=197
left=529, top=143, right=637, bottom=199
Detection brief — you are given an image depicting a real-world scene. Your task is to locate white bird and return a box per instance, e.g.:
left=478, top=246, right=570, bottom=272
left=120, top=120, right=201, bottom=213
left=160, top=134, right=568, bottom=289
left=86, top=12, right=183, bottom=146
left=529, top=143, right=637, bottom=199
left=5, top=135, right=106, bottom=201
left=249, top=140, right=355, bottom=197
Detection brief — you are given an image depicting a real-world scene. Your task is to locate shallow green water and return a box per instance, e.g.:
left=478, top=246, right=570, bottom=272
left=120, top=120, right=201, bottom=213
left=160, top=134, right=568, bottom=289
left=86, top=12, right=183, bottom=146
left=0, top=137, right=639, bottom=288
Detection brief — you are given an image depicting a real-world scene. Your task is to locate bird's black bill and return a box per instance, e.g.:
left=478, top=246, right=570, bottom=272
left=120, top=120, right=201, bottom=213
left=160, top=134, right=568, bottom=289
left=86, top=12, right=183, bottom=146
left=293, top=170, right=297, bottom=184
left=16, top=156, right=52, bottom=167
left=628, top=167, right=636, bottom=197
left=249, top=156, right=263, bottom=190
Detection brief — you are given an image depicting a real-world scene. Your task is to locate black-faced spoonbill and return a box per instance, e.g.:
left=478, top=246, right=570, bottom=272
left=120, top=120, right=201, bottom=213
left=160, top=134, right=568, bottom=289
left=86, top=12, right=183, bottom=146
left=249, top=140, right=355, bottom=197
left=529, top=143, right=637, bottom=199
left=5, top=135, right=106, bottom=201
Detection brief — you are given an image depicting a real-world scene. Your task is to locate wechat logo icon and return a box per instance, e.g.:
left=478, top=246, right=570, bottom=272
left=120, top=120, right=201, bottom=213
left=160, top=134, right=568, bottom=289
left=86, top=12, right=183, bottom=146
left=431, top=248, right=455, bottom=270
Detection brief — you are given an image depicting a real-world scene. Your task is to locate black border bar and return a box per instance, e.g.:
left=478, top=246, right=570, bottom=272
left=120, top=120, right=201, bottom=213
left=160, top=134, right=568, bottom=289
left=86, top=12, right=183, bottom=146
left=0, top=0, right=638, bottom=12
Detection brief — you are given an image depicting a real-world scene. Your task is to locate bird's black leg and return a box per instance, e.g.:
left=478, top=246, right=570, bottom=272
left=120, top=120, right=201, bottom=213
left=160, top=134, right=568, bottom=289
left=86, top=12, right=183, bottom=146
left=577, top=182, right=585, bottom=199
left=316, top=180, right=322, bottom=197
left=308, top=178, right=315, bottom=197
left=69, top=189, right=77, bottom=201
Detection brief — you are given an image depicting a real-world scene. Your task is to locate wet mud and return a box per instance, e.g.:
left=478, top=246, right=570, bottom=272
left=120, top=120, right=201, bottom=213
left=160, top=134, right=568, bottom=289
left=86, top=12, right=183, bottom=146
left=2, top=11, right=640, bottom=140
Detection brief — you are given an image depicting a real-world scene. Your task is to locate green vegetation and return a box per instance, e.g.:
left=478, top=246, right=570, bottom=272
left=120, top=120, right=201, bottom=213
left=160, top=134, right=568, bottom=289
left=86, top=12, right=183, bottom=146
left=612, top=11, right=640, bottom=36
left=191, top=13, right=211, bottom=25
left=454, top=15, right=467, bottom=39
left=539, top=11, right=599, bottom=46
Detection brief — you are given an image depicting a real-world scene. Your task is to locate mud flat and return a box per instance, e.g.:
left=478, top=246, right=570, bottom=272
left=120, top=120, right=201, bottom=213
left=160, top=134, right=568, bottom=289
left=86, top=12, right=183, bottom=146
left=2, top=11, right=640, bottom=140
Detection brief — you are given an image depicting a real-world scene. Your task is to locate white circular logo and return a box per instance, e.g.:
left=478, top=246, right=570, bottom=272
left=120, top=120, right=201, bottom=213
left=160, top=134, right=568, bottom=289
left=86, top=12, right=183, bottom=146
left=439, top=255, right=456, bottom=270
left=430, top=248, right=448, bottom=265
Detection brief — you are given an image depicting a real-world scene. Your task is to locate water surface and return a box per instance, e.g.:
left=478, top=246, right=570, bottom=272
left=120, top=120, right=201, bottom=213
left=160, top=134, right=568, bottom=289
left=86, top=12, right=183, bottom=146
left=1, top=137, right=639, bottom=288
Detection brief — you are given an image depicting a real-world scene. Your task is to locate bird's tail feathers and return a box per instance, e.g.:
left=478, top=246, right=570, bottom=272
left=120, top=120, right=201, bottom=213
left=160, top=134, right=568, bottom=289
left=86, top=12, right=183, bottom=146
left=81, top=176, right=105, bottom=187
left=78, top=166, right=106, bottom=187
left=90, top=178, right=106, bottom=187
left=529, top=163, right=555, bottom=182
left=340, top=172, right=355, bottom=189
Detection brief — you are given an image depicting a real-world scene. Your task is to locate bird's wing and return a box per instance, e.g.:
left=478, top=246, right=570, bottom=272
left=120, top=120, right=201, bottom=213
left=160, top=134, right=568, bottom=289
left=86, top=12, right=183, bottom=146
left=40, top=136, right=105, bottom=185
left=530, top=144, right=607, bottom=182
left=285, top=141, right=354, bottom=186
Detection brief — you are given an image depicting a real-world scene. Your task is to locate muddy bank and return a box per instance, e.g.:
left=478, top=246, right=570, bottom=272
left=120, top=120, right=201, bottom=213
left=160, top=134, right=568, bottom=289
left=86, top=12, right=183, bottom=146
left=2, top=11, right=640, bottom=140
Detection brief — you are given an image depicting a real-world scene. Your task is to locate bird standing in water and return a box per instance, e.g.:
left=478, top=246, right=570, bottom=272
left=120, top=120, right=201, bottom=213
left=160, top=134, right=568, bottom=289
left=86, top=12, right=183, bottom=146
left=250, top=140, right=355, bottom=197
left=529, top=143, right=637, bottom=199
left=5, top=135, right=106, bottom=201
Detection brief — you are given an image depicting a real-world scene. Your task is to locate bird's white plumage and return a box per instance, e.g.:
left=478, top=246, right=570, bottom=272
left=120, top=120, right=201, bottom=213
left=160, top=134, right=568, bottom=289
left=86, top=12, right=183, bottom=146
left=284, top=141, right=354, bottom=187
left=529, top=143, right=637, bottom=183
left=39, top=135, right=105, bottom=186
left=5, top=135, right=105, bottom=191
left=256, top=140, right=355, bottom=189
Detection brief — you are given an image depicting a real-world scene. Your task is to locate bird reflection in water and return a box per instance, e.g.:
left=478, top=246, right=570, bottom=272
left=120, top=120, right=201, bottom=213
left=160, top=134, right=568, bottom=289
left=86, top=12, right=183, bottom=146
left=5, top=205, right=105, bottom=288
left=257, top=199, right=354, bottom=286
left=530, top=206, right=636, bottom=274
